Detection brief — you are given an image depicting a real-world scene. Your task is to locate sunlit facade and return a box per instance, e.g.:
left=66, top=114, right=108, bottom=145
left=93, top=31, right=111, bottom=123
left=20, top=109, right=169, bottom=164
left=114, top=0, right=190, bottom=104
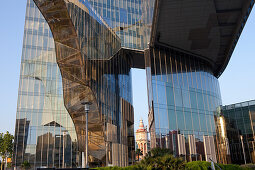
left=14, top=0, right=136, bottom=168
left=87, top=0, right=144, bottom=49
left=13, top=0, right=254, bottom=168
left=221, top=100, right=255, bottom=164
left=145, top=47, right=221, bottom=162
left=144, top=0, right=254, bottom=164
left=13, top=1, right=79, bottom=168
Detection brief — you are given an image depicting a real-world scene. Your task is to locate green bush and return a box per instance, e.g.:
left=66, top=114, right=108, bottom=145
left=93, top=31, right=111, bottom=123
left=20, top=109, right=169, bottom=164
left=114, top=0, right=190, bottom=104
left=185, top=161, right=211, bottom=170
left=21, top=160, right=31, bottom=170
left=221, top=164, right=245, bottom=170
left=96, top=165, right=143, bottom=170
left=96, top=162, right=254, bottom=170
left=186, top=161, right=253, bottom=170
left=95, top=148, right=254, bottom=170
left=7, top=162, right=12, bottom=168
left=96, top=148, right=185, bottom=170
left=240, top=164, right=255, bottom=170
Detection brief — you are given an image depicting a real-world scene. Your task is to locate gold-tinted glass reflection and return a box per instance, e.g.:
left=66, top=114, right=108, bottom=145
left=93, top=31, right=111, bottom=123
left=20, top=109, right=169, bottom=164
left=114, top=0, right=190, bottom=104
left=33, top=0, right=134, bottom=167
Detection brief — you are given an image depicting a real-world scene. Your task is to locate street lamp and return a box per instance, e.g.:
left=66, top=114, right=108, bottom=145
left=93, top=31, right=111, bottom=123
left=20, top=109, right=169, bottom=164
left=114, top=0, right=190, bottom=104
left=82, top=102, right=91, bottom=168
left=62, top=130, right=67, bottom=168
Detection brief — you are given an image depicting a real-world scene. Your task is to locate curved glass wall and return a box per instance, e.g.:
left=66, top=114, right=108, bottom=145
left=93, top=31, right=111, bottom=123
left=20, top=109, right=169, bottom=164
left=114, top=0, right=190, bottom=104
left=145, top=47, right=222, bottom=162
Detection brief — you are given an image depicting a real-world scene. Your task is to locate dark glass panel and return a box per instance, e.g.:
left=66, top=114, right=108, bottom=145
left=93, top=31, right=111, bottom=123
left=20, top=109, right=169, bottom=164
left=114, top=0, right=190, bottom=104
left=168, top=109, right=177, bottom=130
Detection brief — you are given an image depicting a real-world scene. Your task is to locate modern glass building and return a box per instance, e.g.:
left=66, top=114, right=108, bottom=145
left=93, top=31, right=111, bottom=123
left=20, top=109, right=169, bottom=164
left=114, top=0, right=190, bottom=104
left=14, top=0, right=136, bottom=168
left=13, top=0, right=79, bottom=168
left=145, top=48, right=221, bottom=162
left=87, top=0, right=144, bottom=49
left=145, top=0, right=254, bottom=164
left=220, top=100, right=255, bottom=164
left=13, top=0, right=254, bottom=168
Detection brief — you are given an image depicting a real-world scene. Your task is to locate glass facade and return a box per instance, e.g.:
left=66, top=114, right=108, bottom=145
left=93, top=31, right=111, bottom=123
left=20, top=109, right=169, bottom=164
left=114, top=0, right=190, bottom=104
left=14, top=0, right=254, bottom=168
left=13, top=0, right=79, bottom=168
left=145, top=47, right=222, bottom=162
left=14, top=0, right=136, bottom=168
left=87, top=0, right=144, bottom=49
left=221, top=100, right=255, bottom=164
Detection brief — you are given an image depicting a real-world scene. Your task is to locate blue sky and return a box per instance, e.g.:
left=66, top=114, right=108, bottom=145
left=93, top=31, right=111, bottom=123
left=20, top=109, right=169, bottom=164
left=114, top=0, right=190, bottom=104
left=0, top=1, right=255, bottom=134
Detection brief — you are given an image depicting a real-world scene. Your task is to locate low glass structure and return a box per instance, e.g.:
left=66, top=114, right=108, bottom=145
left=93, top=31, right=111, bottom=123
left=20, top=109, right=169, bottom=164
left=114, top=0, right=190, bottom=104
left=221, top=100, right=255, bottom=164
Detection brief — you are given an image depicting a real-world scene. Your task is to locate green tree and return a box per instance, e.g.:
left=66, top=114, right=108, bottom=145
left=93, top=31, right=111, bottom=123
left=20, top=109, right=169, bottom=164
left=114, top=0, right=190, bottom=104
left=135, top=149, right=143, bottom=161
left=139, top=148, right=185, bottom=170
left=0, top=131, right=14, bottom=170
left=21, top=160, right=31, bottom=170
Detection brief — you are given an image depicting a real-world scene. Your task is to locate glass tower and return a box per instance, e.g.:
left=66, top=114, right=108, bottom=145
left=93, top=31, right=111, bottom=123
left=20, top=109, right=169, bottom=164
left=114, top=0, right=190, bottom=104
left=14, top=0, right=137, bottom=168
left=13, top=0, right=78, bottom=168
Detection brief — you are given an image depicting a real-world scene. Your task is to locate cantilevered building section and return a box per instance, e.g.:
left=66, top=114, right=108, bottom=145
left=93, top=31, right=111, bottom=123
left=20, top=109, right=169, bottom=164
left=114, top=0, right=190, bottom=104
left=146, top=0, right=254, bottom=164
left=13, top=0, right=254, bottom=168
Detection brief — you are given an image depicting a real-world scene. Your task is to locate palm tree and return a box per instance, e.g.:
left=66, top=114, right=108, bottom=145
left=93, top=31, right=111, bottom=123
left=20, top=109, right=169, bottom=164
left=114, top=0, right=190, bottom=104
left=139, top=148, right=185, bottom=169
left=135, top=149, right=143, bottom=161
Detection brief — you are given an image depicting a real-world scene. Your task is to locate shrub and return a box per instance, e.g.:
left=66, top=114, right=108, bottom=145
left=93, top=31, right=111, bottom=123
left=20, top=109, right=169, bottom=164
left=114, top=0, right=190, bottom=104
left=240, top=164, right=255, bottom=170
left=221, top=164, right=245, bottom=170
left=96, top=148, right=254, bottom=170
left=21, top=160, right=31, bottom=170
left=186, top=161, right=211, bottom=170
left=186, top=161, right=253, bottom=170
left=96, top=165, right=143, bottom=170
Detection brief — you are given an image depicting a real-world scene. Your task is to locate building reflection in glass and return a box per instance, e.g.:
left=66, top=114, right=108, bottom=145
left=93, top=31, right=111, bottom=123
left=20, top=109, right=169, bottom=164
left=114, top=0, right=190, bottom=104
left=13, top=0, right=79, bottom=168
left=145, top=47, right=222, bottom=163
left=13, top=0, right=136, bottom=168
left=214, top=109, right=231, bottom=164
left=220, top=100, right=255, bottom=164
left=87, top=0, right=144, bottom=50
left=13, top=0, right=254, bottom=168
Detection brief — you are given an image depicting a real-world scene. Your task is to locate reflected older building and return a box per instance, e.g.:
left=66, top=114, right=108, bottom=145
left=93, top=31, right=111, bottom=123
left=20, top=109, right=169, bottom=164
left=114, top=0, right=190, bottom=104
left=220, top=100, right=255, bottom=164
left=13, top=0, right=254, bottom=168
left=135, top=120, right=149, bottom=159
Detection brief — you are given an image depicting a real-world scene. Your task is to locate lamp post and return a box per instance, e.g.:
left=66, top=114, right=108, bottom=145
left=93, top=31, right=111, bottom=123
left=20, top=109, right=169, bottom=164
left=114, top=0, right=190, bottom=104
left=62, top=130, right=67, bottom=168
left=82, top=102, right=91, bottom=168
